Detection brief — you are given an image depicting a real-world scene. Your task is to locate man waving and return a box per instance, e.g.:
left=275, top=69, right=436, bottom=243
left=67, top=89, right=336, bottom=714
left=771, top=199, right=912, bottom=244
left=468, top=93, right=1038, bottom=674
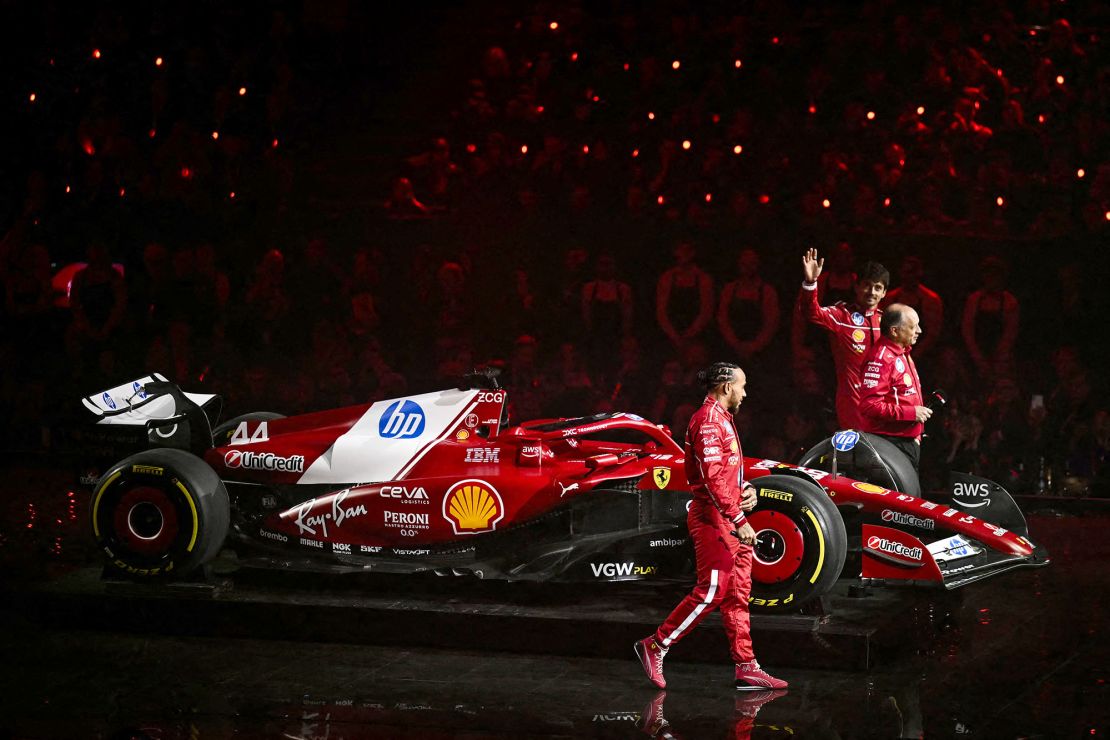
left=796, top=248, right=888, bottom=430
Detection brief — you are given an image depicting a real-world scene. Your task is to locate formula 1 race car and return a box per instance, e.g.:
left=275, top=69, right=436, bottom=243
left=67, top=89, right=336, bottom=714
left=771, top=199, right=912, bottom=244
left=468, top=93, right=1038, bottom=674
left=80, top=372, right=1049, bottom=613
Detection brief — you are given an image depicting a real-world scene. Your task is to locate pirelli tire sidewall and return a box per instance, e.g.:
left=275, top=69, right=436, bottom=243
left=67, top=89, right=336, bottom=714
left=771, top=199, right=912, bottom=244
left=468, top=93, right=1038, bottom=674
left=91, top=448, right=229, bottom=579
left=747, top=474, right=847, bottom=613
left=211, top=412, right=285, bottom=447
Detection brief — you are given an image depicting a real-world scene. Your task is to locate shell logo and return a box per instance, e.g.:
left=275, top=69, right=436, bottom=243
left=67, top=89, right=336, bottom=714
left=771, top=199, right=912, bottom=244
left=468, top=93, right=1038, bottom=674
left=443, top=479, right=504, bottom=535
left=853, top=481, right=888, bottom=494
left=851, top=329, right=865, bottom=343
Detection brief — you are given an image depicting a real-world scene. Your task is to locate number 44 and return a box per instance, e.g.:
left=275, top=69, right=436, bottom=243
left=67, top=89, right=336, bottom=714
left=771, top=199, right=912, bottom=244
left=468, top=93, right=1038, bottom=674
left=230, top=421, right=269, bottom=445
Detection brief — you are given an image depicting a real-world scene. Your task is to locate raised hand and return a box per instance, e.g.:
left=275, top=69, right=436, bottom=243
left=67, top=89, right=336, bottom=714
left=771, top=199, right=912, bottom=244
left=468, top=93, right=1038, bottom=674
left=802, top=248, right=824, bottom=283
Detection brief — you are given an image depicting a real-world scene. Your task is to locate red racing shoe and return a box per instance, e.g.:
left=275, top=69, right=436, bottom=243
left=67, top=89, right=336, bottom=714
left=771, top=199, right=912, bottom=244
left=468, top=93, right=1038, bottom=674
left=734, top=689, right=787, bottom=718
left=634, top=636, right=668, bottom=688
left=735, top=661, right=788, bottom=691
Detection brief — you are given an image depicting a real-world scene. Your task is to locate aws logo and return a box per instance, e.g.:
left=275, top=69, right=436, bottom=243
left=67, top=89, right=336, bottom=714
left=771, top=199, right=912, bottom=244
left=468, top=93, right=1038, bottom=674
left=379, top=399, right=426, bottom=439
left=443, top=479, right=504, bottom=535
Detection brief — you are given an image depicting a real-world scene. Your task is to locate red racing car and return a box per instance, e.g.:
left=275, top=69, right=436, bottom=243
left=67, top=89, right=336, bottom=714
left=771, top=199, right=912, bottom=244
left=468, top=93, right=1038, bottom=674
left=82, top=371, right=1048, bottom=612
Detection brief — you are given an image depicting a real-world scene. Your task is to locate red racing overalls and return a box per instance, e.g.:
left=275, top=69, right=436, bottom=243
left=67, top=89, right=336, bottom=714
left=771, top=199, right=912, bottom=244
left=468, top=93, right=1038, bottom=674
left=797, top=282, right=882, bottom=429
left=654, top=395, right=754, bottom=664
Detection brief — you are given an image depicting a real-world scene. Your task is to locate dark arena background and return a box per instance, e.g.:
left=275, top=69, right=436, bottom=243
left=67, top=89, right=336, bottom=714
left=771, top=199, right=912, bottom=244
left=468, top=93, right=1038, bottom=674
left=1, top=1, right=1108, bottom=738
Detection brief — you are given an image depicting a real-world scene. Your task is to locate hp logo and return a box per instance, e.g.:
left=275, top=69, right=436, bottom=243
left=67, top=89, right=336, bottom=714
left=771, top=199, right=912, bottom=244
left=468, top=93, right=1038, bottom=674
left=379, top=399, right=426, bottom=439
left=831, top=430, right=860, bottom=452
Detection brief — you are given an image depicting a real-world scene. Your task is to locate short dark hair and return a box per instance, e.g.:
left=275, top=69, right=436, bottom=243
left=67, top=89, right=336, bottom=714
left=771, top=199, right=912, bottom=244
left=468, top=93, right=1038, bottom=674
left=858, top=261, right=890, bottom=288
left=880, top=305, right=904, bottom=335
left=697, top=361, right=741, bottom=391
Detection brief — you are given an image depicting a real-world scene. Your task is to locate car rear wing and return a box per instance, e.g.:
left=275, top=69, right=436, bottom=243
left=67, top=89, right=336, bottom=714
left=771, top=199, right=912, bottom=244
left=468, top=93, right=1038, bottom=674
left=81, top=374, right=222, bottom=454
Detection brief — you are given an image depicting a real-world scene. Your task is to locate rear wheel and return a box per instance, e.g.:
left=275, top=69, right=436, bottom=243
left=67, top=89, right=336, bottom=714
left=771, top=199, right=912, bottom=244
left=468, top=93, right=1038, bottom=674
left=799, top=432, right=921, bottom=498
left=747, top=474, right=847, bottom=612
left=91, top=448, right=229, bottom=579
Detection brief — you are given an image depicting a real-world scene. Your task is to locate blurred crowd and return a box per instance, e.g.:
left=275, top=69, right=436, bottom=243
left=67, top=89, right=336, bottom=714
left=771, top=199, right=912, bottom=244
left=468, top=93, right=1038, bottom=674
left=0, top=2, right=1107, bottom=496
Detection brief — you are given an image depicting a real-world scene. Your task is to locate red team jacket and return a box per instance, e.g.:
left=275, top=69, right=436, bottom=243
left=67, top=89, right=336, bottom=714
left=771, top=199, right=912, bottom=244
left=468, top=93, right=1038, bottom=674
left=858, top=337, right=924, bottom=439
left=685, top=396, right=746, bottom=525
left=796, top=282, right=882, bottom=429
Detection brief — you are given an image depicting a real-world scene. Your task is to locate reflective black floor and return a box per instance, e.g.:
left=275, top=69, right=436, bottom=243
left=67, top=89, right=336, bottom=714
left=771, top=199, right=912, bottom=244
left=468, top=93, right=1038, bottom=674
left=1, top=462, right=1107, bottom=738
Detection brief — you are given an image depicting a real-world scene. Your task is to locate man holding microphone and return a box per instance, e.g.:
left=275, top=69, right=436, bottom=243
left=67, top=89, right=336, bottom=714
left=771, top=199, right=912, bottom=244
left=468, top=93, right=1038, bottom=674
left=857, top=304, right=933, bottom=470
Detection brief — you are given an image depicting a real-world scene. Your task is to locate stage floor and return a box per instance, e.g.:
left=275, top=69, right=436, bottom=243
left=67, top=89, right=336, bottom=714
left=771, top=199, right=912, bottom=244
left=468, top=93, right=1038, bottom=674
left=0, top=465, right=1107, bottom=737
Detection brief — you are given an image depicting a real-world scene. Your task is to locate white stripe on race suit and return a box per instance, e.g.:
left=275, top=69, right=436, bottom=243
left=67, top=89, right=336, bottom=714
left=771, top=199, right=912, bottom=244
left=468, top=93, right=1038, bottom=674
left=663, top=569, right=719, bottom=646
left=298, top=388, right=479, bottom=485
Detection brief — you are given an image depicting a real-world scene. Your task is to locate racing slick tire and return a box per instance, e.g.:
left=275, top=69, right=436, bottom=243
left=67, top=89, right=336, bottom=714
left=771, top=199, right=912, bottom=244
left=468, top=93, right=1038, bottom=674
left=799, top=432, right=921, bottom=498
left=211, top=412, right=285, bottom=447
left=747, top=474, right=847, bottom=613
left=90, top=448, right=229, bottom=579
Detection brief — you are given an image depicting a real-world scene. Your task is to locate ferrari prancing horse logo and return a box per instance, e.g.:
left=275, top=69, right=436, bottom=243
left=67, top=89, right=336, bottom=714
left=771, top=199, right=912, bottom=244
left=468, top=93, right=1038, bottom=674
left=653, top=467, right=672, bottom=489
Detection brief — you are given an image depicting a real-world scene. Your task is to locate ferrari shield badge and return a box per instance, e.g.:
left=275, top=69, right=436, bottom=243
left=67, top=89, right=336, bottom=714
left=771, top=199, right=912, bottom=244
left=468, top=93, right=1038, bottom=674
left=652, top=467, right=672, bottom=489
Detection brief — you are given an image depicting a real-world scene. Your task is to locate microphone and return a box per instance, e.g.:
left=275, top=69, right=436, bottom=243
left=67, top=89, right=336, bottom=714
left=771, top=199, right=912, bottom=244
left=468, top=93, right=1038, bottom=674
left=927, top=389, right=948, bottom=412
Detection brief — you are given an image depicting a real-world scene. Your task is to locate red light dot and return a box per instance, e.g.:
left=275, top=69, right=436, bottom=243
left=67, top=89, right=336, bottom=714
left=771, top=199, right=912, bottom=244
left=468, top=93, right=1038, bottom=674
left=711, top=114, right=720, bottom=124
left=29, top=92, right=36, bottom=102
left=582, top=145, right=589, bottom=154
left=734, top=59, right=742, bottom=68
left=631, top=149, right=639, bottom=158
left=1056, top=75, right=1065, bottom=85
left=1030, top=29, right=1037, bottom=36
left=180, top=167, right=192, bottom=179
left=536, top=105, right=544, bottom=114
left=1037, top=114, right=1045, bottom=124
left=149, top=128, right=156, bottom=138
left=81, top=139, right=96, bottom=156
left=623, top=62, right=630, bottom=71
left=758, top=194, right=771, bottom=204
left=92, top=48, right=101, bottom=59
left=681, top=140, right=691, bottom=150
left=704, top=193, right=712, bottom=203
left=883, top=197, right=891, bottom=207
left=155, top=56, right=163, bottom=67
left=822, top=198, right=831, bottom=208
left=996, top=68, right=1003, bottom=77
left=1104, top=211, right=1110, bottom=221
left=592, top=95, right=599, bottom=102
left=570, top=52, right=578, bottom=62
left=271, top=138, right=279, bottom=148
left=996, top=196, right=1005, bottom=206
left=119, top=187, right=125, bottom=197
left=647, top=111, right=655, bottom=120
left=671, top=60, right=681, bottom=70
left=1078, top=168, right=1086, bottom=178
left=229, top=191, right=236, bottom=199
left=916, top=106, right=925, bottom=115
left=520, top=145, right=528, bottom=154
left=65, top=185, right=71, bottom=194
left=657, top=195, right=665, bottom=205
left=549, top=21, right=558, bottom=30
left=808, top=104, right=817, bottom=114
left=733, top=145, right=743, bottom=155
left=211, top=131, right=219, bottom=140
left=771, top=37, right=780, bottom=45
left=239, top=86, right=247, bottom=96
left=466, top=143, right=476, bottom=153
left=974, top=101, right=980, bottom=110
left=866, top=111, right=876, bottom=120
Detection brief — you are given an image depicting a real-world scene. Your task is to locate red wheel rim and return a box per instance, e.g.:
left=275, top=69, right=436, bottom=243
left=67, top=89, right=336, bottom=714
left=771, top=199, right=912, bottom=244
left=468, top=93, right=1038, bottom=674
left=112, top=486, right=180, bottom=556
left=747, top=510, right=805, bottom=584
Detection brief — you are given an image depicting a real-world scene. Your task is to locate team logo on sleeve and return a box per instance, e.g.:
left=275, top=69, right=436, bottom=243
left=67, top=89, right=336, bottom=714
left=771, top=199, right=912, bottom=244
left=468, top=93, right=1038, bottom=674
left=652, top=467, right=672, bottom=489
left=895, top=358, right=905, bottom=373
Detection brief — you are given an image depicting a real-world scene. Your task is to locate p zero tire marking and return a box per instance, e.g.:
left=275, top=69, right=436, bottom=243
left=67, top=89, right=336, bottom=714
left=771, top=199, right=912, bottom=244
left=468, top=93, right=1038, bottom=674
left=173, top=479, right=200, bottom=552
left=804, top=508, right=825, bottom=583
left=91, top=470, right=123, bottom=538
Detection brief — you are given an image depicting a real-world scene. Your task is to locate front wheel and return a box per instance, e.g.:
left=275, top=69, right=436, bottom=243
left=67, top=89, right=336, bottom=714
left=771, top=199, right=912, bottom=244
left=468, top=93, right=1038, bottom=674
left=747, top=474, right=847, bottom=612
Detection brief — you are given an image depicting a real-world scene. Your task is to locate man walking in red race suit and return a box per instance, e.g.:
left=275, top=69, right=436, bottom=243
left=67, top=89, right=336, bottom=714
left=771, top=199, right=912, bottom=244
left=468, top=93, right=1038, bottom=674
left=635, top=362, right=788, bottom=691
left=796, top=248, right=889, bottom=429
